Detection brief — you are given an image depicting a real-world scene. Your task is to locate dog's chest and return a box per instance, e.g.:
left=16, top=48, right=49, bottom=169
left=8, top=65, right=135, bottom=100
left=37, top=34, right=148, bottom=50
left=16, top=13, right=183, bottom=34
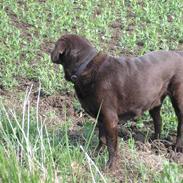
left=80, top=97, right=98, bottom=118
left=74, top=85, right=99, bottom=118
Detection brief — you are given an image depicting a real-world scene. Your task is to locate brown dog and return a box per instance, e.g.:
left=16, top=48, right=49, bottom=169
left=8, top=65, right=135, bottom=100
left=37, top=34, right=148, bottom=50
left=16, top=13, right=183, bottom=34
left=51, top=34, right=183, bottom=168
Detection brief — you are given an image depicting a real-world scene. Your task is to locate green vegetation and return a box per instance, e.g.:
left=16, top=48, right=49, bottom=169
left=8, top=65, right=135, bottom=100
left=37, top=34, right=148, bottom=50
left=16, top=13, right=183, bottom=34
left=0, top=0, right=183, bottom=182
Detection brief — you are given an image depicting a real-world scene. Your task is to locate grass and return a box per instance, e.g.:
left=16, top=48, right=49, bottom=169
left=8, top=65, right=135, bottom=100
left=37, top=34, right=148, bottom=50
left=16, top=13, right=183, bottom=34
left=0, top=87, right=110, bottom=182
left=0, top=0, right=183, bottom=182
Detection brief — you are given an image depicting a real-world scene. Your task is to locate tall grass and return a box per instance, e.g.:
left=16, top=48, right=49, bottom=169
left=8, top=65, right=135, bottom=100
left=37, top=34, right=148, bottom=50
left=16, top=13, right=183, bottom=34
left=0, top=85, right=107, bottom=183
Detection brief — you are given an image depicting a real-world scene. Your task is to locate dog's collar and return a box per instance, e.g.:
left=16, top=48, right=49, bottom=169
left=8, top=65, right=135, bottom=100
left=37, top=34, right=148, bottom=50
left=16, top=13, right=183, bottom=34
left=71, top=48, right=97, bottom=83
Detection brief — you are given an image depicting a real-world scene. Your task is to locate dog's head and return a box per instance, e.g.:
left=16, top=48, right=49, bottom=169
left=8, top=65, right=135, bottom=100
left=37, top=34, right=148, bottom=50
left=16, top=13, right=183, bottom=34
left=51, top=34, right=97, bottom=82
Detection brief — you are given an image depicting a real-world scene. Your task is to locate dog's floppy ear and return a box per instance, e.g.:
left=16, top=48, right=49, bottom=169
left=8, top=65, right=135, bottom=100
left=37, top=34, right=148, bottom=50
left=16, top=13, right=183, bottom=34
left=51, top=41, right=66, bottom=63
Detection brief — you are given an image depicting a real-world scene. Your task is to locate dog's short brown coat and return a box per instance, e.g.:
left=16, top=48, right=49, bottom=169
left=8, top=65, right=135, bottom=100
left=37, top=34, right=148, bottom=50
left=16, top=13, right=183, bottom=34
left=51, top=34, right=183, bottom=168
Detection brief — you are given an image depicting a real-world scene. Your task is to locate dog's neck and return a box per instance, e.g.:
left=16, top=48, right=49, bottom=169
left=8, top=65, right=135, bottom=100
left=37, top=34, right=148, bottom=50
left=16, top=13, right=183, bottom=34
left=71, top=47, right=98, bottom=82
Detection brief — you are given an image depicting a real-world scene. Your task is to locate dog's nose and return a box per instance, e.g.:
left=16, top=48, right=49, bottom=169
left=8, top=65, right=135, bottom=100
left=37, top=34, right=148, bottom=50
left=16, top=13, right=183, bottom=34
left=71, top=75, right=78, bottom=82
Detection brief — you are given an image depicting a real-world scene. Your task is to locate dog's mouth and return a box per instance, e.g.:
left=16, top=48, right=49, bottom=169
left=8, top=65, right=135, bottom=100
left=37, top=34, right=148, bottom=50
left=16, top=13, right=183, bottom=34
left=51, top=50, right=62, bottom=64
left=64, top=69, right=73, bottom=82
left=52, top=57, right=61, bottom=64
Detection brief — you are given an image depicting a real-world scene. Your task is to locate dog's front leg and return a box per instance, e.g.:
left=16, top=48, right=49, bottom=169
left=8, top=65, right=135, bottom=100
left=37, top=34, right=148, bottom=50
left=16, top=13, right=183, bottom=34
left=101, top=109, right=119, bottom=169
left=95, top=121, right=106, bottom=155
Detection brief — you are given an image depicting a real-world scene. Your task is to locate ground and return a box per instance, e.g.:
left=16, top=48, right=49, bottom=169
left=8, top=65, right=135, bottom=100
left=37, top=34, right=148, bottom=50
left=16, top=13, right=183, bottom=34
left=0, top=0, right=183, bottom=182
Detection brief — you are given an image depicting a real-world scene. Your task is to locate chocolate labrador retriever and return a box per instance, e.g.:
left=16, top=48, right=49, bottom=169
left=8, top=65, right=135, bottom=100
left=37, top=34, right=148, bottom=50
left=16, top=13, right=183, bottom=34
left=51, top=34, right=183, bottom=168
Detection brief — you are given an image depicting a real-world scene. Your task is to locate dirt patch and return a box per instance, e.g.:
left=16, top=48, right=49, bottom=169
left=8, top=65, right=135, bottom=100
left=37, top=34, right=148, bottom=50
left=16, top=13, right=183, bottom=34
left=118, top=122, right=183, bottom=166
left=40, top=93, right=88, bottom=128
left=29, top=85, right=83, bottom=126
left=42, top=95, right=75, bottom=117
left=103, top=142, right=165, bottom=182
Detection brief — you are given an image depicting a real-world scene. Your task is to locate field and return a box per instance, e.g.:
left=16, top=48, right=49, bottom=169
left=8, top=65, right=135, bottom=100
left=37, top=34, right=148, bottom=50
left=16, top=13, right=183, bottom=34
left=1, top=0, right=183, bottom=182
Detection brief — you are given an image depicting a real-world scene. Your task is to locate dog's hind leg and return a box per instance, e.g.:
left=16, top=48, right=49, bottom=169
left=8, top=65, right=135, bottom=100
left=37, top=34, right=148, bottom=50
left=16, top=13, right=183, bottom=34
left=149, top=105, right=162, bottom=139
left=170, top=83, right=183, bottom=152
